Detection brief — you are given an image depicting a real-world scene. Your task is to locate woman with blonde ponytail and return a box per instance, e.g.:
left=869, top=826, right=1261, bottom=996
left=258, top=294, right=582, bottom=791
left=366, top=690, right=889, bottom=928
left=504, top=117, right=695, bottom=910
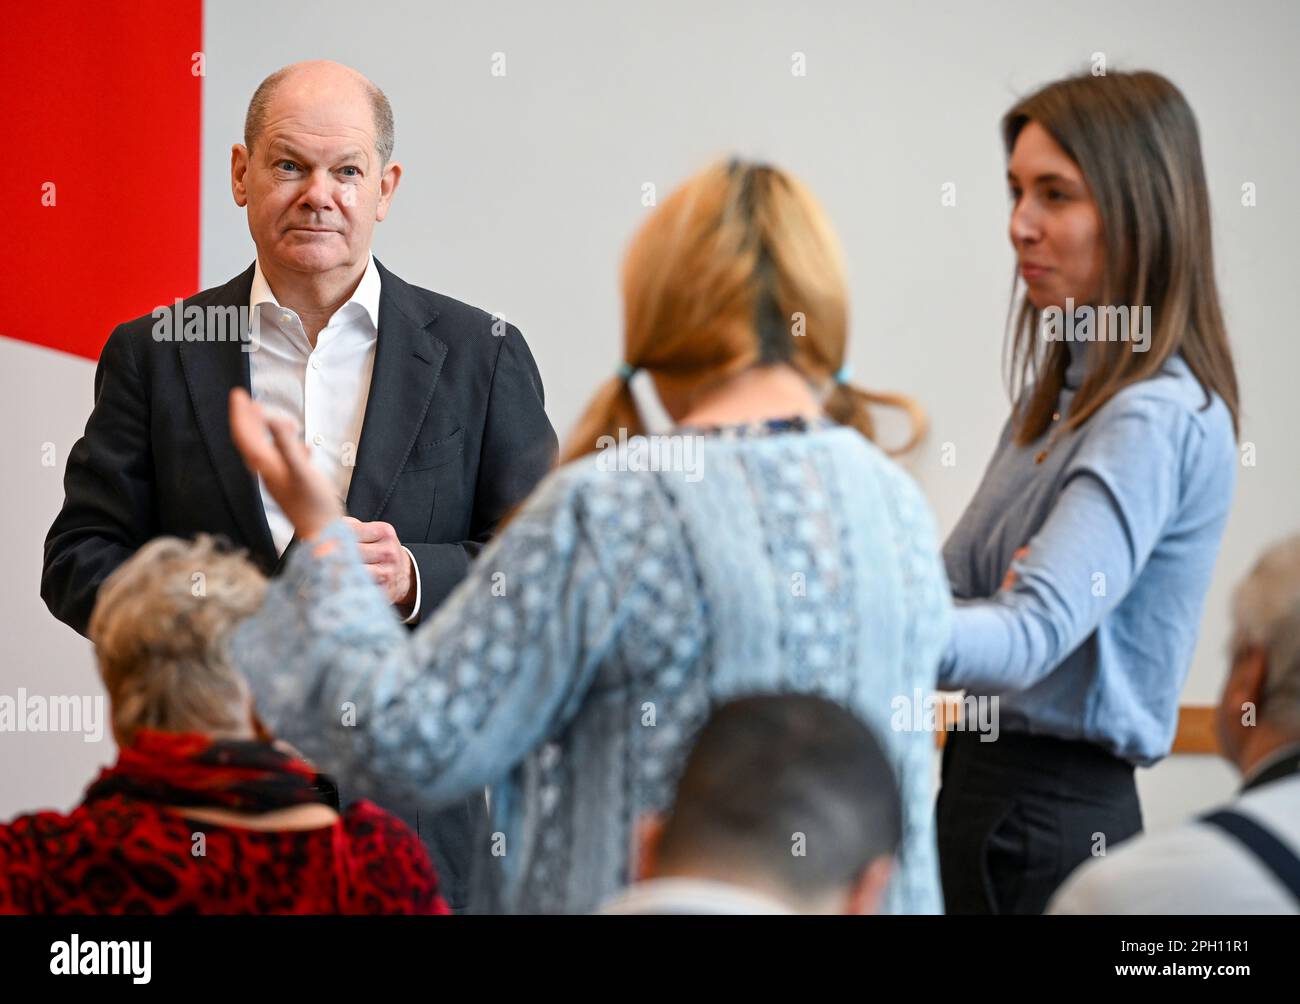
left=226, top=158, right=953, bottom=915
left=561, top=159, right=926, bottom=463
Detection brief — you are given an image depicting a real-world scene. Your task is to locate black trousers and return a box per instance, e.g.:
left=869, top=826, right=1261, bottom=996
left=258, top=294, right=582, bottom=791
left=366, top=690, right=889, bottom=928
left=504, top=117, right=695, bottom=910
left=421, top=795, right=487, bottom=914
left=382, top=793, right=486, bottom=914
left=936, top=729, right=1143, bottom=915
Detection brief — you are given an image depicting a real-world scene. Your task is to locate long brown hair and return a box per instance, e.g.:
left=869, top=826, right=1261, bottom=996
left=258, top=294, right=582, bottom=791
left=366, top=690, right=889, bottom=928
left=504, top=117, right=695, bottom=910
left=559, top=159, right=925, bottom=464
left=1003, top=70, right=1239, bottom=445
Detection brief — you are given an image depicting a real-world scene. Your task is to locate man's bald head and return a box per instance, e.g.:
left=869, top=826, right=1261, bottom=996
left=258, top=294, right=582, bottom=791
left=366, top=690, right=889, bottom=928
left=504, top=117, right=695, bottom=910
left=231, top=59, right=403, bottom=286
left=244, top=61, right=394, bottom=165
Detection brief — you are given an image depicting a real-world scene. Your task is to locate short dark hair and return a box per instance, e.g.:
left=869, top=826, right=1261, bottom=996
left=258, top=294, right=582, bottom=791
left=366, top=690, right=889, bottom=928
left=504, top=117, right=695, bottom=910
left=656, top=694, right=902, bottom=897
left=243, top=66, right=395, bottom=165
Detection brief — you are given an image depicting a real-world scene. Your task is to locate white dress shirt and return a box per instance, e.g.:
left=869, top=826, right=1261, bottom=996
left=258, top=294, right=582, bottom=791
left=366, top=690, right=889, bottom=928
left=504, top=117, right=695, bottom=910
left=248, top=253, right=421, bottom=620
left=598, top=878, right=795, bottom=915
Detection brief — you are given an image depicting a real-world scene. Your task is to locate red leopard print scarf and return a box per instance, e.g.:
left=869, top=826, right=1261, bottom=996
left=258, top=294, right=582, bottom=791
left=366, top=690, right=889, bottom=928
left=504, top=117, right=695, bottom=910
left=84, top=729, right=336, bottom=812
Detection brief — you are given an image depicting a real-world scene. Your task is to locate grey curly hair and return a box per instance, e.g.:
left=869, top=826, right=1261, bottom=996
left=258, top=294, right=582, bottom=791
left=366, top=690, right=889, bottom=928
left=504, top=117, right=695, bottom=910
left=88, top=535, right=267, bottom=747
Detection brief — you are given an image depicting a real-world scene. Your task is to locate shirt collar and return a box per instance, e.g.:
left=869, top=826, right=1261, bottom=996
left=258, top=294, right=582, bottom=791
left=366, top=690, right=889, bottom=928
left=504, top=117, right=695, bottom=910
left=1063, top=335, right=1092, bottom=391
left=1241, top=741, right=1300, bottom=794
left=249, top=253, right=382, bottom=332
left=599, top=877, right=796, bottom=915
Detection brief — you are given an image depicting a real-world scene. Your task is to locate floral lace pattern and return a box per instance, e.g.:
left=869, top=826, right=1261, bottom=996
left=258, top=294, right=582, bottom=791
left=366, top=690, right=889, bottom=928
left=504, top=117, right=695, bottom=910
left=233, top=421, right=951, bottom=914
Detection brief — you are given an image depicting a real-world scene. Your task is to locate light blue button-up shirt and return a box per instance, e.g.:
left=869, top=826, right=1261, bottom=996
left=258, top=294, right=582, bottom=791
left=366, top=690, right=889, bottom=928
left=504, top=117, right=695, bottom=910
left=941, top=342, right=1238, bottom=765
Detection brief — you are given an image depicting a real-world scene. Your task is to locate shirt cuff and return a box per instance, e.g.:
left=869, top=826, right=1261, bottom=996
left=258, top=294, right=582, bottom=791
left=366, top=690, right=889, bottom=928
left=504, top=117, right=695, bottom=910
left=400, top=545, right=421, bottom=623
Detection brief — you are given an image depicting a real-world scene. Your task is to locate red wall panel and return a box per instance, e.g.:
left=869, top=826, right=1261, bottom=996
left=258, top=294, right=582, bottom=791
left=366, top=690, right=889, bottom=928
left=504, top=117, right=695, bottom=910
left=1, top=0, right=202, bottom=360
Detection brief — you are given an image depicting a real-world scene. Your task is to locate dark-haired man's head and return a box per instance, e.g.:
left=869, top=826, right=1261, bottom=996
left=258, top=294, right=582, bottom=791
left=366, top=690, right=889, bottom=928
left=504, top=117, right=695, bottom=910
left=637, top=694, right=901, bottom=914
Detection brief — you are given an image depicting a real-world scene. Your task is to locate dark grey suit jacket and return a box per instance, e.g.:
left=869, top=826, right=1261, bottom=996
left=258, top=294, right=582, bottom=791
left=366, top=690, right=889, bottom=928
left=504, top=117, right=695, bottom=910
left=41, top=259, right=557, bottom=911
left=42, top=257, right=558, bottom=634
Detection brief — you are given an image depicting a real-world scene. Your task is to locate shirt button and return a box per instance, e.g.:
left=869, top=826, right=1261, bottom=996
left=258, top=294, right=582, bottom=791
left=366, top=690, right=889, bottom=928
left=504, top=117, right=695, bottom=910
left=1052, top=411, right=1061, bottom=422
left=313, top=433, right=324, bottom=447
left=280, top=311, right=293, bottom=324
left=311, top=357, right=321, bottom=370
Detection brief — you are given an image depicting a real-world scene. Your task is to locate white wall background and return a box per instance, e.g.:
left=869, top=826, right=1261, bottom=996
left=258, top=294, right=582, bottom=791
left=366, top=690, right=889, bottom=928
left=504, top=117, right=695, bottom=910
left=5, top=0, right=1297, bottom=837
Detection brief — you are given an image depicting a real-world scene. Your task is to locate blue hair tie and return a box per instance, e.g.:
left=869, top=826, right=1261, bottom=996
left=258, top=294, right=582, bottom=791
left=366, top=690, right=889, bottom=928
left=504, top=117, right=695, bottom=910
left=616, top=362, right=637, bottom=381
left=834, top=364, right=853, bottom=385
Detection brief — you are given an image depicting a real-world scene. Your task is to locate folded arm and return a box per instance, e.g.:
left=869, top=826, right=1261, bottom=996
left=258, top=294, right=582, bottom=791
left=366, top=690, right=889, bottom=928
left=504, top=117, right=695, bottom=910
left=939, top=400, right=1192, bottom=693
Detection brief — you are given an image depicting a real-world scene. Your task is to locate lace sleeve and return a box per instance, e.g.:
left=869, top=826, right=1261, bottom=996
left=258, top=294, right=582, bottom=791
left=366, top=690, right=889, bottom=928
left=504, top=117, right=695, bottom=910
left=230, top=467, right=621, bottom=808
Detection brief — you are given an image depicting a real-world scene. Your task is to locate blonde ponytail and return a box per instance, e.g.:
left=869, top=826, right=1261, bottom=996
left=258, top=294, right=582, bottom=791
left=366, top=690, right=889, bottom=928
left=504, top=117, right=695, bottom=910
left=825, top=381, right=928, bottom=456
left=558, top=374, right=644, bottom=466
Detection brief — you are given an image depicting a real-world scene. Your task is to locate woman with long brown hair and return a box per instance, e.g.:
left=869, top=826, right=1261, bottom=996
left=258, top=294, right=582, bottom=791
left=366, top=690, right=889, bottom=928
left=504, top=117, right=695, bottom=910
left=938, top=70, right=1240, bottom=914
left=225, top=159, right=952, bottom=914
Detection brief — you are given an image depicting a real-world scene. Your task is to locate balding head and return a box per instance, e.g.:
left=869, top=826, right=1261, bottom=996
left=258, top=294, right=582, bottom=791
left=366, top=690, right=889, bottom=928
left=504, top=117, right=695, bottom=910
left=245, top=61, right=394, bottom=165
left=1217, top=533, right=1300, bottom=776
left=231, top=59, right=402, bottom=293
left=1231, top=535, right=1300, bottom=731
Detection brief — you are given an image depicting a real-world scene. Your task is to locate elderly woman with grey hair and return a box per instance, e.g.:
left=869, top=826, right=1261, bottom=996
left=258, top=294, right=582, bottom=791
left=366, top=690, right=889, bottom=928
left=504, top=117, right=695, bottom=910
left=0, top=536, right=447, bottom=914
left=1051, top=534, right=1300, bottom=914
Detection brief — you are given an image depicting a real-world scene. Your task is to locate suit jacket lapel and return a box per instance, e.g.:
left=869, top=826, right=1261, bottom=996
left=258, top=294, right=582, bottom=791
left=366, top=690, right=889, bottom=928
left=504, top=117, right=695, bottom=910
left=346, top=258, right=447, bottom=521
left=176, top=263, right=279, bottom=567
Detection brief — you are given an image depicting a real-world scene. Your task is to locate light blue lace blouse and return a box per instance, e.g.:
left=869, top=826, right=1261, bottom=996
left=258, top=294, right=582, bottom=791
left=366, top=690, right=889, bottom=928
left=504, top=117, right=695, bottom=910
left=231, top=418, right=952, bottom=914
